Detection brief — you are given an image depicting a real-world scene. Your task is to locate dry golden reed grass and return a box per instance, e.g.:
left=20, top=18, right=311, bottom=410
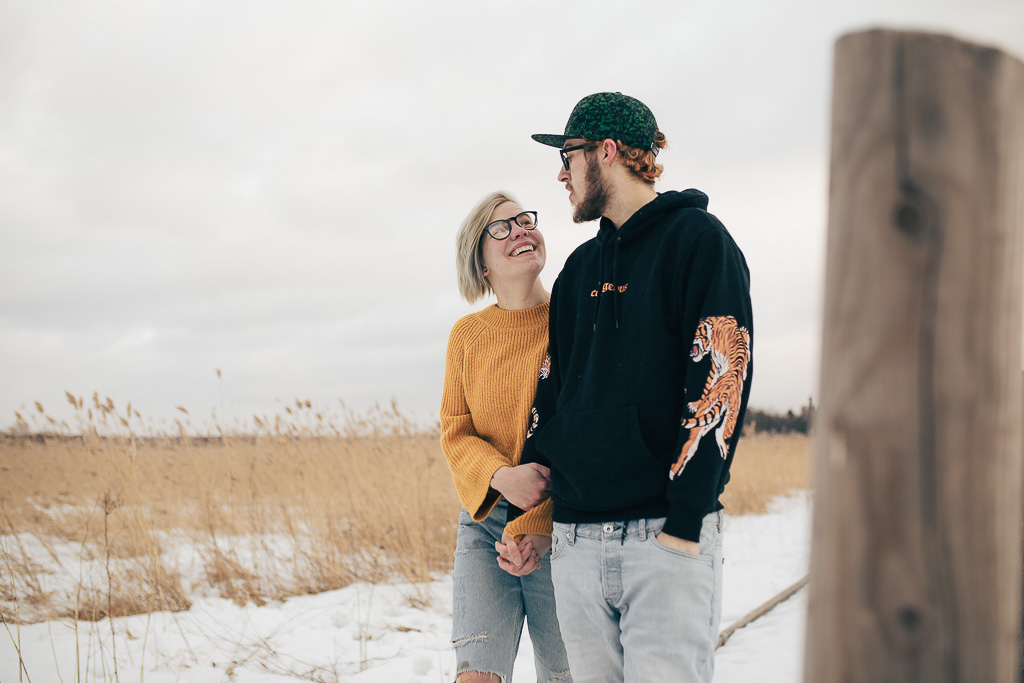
left=1, top=393, right=810, bottom=623
left=720, top=432, right=813, bottom=516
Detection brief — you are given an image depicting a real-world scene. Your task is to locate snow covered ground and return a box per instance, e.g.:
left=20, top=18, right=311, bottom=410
left=1, top=494, right=811, bottom=682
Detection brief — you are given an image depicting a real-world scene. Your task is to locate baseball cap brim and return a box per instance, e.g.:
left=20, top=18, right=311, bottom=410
left=531, top=133, right=570, bottom=148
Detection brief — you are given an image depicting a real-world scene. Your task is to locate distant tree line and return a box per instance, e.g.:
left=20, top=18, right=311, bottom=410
left=745, top=398, right=816, bottom=435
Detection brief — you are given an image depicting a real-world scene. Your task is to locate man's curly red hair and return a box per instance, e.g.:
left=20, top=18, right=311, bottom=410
left=583, top=131, right=668, bottom=185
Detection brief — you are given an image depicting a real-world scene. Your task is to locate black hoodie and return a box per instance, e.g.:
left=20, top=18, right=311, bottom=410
left=521, top=189, right=754, bottom=542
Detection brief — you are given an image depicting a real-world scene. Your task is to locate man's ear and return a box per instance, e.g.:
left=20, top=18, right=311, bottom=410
left=600, top=138, right=619, bottom=166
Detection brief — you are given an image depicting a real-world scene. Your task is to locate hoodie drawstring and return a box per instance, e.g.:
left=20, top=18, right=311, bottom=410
left=593, top=241, right=605, bottom=331
left=613, top=236, right=621, bottom=329
left=594, top=234, right=624, bottom=330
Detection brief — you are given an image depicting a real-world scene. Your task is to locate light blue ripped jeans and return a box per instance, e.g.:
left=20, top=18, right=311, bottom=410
left=452, top=500, right=572, bottom=683
left=550, top=512, right=724, bottom=683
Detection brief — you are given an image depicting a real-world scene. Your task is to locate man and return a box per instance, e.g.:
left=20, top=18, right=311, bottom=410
left=520, top=92, right=753, bottom=682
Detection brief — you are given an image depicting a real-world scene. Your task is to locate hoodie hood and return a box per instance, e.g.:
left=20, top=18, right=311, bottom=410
left=596, top=189, right=710, bottom=246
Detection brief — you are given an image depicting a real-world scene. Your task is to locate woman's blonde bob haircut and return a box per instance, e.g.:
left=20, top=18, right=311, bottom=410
left=456, top=191, right=520, bottom=303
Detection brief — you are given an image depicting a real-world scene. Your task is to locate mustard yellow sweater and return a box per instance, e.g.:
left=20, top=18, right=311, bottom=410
left=440, top=302, right=552, bottom=541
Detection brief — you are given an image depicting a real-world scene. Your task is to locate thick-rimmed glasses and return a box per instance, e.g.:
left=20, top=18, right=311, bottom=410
left=484, top=211, right=538, bottom=240
left=559, top=143, right=590, bottom=171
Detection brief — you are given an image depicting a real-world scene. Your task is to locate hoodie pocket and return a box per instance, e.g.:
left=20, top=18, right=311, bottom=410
left=535, top=405, right=665, bottom=510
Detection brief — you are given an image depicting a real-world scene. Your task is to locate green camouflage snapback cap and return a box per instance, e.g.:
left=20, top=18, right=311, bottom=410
left=532, top=92, right=659, bottom=150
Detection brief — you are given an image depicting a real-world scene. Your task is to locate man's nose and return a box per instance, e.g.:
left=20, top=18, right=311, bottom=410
left=557, top=166, right=570, bottom=182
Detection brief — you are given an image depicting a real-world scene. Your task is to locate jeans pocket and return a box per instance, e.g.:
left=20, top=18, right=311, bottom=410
left=648, top=515, right=717, bottom=564
left=650, top=534, right=714, bottom=564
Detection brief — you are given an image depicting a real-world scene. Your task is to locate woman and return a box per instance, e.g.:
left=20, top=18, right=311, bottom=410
left=440, top=192, right=571, bottom=683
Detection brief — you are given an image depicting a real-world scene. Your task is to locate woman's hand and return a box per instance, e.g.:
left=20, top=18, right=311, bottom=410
left=490, top=463, right=551, bottom=510
left=495, top=533, right=550, bottom=577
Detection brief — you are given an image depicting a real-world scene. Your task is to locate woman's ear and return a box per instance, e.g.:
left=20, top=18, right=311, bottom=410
left=482, top=266, right=490, bottom=277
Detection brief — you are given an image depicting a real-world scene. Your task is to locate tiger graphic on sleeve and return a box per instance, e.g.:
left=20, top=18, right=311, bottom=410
left=670, top=316, right=751, bottom=479
left=525, top=354, right=550, bottom=440
left=526, top=407, right=539, bottom=439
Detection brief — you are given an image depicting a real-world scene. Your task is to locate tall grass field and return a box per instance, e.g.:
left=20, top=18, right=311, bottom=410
left=1, top=394, right=811, bottom=626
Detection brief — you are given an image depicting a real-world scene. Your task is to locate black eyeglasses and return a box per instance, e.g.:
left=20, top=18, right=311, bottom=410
left=559, top=144, right=590, bottom=171
left=484, top=211, right=538, bottom=240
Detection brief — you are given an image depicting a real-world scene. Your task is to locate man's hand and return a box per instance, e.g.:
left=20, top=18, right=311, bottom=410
left=495, top=532, right=549, bottom=577
left=490, top=463, right=551, bottom=510
left=656, top=532, right=700, bottom=555
left=522, top=533, right=552, bottom=557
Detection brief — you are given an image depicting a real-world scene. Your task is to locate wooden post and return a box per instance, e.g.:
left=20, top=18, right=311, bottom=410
left=805, top=29, right=1024, bottom=682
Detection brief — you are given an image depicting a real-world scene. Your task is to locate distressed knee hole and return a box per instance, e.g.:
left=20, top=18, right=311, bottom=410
left=550, top=671, right=572, bottom=682
left=452, top=632, right=488, bottom=646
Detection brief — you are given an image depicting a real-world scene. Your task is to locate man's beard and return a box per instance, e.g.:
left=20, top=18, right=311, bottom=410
left=572, top=154, right=611, bottom=223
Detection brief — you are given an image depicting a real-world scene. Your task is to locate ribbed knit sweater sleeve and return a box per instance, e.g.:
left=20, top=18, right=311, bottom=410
left=440, top=303, right=553, bottom=540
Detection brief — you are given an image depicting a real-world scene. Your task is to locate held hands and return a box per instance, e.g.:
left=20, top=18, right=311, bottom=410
left=489, top=464, right=552, bottom=576
left=495, top=533, right=551, bottom=577
left=490, top=463, right=551, bottom=510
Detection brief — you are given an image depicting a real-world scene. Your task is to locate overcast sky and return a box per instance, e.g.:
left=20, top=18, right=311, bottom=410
left=2, top=0, right=1023, bottom=433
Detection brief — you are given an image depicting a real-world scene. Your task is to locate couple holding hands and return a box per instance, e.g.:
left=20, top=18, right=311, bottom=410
left=440, top=92, right=754, bottom=683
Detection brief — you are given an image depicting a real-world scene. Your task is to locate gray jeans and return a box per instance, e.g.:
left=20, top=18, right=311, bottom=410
left=452, top=500, right=572, bottom=682
left=550, top=512, right=724, bottom=683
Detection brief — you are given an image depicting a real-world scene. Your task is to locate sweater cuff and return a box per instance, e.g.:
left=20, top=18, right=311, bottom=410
left=504, top=498, right=553, bottom=541
left=662, top=503, right=705, bottom=543
left=465, top=458, right=510, bottom=521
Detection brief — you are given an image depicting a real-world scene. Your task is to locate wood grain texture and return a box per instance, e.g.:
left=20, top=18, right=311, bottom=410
left=804, top=29, right=1024, bottom=682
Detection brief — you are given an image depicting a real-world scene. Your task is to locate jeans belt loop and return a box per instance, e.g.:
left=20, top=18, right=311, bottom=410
left=639, top=517, right=647, bottom=541
left=567, top=523, right=576, bottom=545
